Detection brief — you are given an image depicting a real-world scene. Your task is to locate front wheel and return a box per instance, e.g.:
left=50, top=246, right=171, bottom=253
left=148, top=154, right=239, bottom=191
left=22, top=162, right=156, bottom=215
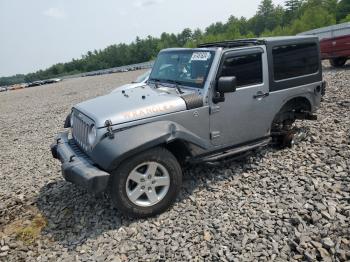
left=330, top=57, right=347, bottom=68
left=109, top=147, right=182, bottom=218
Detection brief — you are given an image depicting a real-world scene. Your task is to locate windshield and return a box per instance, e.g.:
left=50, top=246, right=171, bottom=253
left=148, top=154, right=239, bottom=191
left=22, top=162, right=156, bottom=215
left=149, top=50, right=215, bottom=88
left=134, top=70, right=151, bottom=83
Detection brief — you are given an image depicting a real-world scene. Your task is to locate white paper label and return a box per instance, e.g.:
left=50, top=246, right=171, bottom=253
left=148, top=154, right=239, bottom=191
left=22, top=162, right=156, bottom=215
left=190, top=52, right=211, bottom=61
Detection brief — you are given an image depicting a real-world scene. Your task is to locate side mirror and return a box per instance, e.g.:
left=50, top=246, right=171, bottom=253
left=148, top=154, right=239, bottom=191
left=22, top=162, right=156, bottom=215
left=217, top=76, right=237, bottom=93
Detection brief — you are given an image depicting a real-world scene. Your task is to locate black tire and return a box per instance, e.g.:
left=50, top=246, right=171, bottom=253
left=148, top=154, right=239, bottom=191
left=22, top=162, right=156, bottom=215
left=329, top=57, right=347, bottom=68
left=109, top=147, right=182, bottom=218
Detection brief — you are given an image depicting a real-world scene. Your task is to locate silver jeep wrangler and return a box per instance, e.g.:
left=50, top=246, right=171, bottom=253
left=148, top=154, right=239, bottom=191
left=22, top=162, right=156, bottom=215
left=51, top=36, right=326, bottom=217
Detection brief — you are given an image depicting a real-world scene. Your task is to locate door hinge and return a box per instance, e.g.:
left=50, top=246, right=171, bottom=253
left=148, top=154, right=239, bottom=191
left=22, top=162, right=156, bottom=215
left=210, top=131, right=221, bottom=140
left=210, top=105, right=220, bottom=114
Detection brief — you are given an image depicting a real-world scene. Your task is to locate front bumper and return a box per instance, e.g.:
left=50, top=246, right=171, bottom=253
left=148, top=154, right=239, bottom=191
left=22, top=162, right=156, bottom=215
left=50, top=132, right=110, bottom=193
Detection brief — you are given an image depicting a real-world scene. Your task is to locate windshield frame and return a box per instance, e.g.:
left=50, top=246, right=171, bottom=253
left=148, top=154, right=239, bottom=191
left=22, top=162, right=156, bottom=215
left=149, top=49, right=216, bottom=89
left=133, top=69, right=151, bottom=83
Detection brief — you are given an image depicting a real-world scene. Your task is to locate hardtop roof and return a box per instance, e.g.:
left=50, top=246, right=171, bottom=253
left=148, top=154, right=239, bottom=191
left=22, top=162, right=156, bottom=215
left=197, top=35, right=318, bottom=49
left=161, top=35, right=318, bottom=53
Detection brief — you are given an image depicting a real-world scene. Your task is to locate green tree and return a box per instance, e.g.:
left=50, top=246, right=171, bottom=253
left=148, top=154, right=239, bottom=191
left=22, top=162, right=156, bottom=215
left=289, top=6, right=336, bottom=34
left=177, top=28, right=192, bottom=46
left=205, top=22, right=227, bottom=35
left=285, top=0, right=302, bottom=12
left=341, top=13, right=350, bottom=22
left=1, top=0, right=342, bottom=85
left=251, top=0, right=283, bottom=35
left=336, top=0, right=350, bottom=22
left=284, top=0, right=303, bottom=22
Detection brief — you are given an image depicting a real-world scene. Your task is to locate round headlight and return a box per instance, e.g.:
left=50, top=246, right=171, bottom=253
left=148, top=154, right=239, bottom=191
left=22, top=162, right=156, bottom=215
left=88, top=124, right=97, bottom=146
left=70, top=112, right=74, bottom=127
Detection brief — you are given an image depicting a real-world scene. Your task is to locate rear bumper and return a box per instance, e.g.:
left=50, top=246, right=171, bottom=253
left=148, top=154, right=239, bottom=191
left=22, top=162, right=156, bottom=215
left=50, top=132, right=110, bottom=193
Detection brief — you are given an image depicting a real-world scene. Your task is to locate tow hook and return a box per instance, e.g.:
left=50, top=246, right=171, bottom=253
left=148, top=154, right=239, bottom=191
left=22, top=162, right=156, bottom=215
left=69, top=155, right=76, bottom=163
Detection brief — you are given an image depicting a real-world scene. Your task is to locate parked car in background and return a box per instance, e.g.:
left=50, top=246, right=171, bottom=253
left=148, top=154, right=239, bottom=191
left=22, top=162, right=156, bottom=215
left=110, top=69, right=151, bottom=93
left=299, top=22, right=350, bottom=67
left=43, top=78, right=61, bottom=84
left=27, top=81, right=44, bottom=87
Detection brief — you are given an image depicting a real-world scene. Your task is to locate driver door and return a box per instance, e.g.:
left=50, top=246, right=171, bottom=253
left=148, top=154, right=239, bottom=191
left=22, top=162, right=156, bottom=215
left=209, top=48, right=271, bottom=147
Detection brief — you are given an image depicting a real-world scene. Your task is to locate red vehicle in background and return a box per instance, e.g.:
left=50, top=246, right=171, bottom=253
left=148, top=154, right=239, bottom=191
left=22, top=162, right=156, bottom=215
left=299, top=22, right=350, bottom=67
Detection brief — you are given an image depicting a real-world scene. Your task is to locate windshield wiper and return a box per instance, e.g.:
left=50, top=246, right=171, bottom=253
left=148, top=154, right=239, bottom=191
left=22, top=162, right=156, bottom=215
left=149, top=78, right=184, bottom=94
left=148, top=78, right=161, bottom=82
left=148, top=78, right=161, bottom=88
left=161, top=79, right=184, bottom=94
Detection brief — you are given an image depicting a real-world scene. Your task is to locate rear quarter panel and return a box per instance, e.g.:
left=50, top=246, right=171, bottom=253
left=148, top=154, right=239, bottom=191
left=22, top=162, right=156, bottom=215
left=264, top=81, right=322, bottom=129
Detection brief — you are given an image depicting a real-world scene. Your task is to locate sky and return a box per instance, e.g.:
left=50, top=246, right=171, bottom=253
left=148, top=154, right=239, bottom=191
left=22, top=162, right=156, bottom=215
left=0, top=0, right=286, bottom=77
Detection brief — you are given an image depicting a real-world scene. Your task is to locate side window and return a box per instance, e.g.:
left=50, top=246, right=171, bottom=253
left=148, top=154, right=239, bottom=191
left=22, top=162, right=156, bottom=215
left=220, top=53, right=263, bottom=87
left=273, top=43, right=319, bottom=81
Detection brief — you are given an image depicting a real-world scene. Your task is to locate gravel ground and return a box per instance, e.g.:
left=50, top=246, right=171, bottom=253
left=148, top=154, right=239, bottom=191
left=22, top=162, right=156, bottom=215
left=0, top=65, right=349, bottom=262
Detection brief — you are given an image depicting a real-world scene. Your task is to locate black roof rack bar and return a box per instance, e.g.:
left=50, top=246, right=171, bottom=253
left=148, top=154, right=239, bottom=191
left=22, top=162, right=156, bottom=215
left=198, top=39, right=266, bottom=48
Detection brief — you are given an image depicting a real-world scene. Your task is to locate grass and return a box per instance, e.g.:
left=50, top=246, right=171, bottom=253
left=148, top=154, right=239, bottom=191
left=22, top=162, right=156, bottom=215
left=15, top=214, right=47, bottom=244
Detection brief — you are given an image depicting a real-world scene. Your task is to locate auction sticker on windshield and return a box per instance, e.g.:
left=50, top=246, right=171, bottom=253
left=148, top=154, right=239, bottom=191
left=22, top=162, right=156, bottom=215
left=190, top=52, right=211, bottom=61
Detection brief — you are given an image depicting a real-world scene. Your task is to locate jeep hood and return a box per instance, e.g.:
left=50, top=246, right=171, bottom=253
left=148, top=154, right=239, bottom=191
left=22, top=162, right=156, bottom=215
left=74, top=85, right=187, bottom=128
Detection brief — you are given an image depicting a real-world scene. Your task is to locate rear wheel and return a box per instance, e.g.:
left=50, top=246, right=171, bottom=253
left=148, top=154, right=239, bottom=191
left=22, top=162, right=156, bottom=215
left=109, top=147, right=182, bottom=218
left=330, top=57, right=347, bottom=68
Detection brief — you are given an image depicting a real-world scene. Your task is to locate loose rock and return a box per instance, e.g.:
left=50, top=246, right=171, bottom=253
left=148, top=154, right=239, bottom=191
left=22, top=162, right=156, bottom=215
left=0, top=63, right=349, bottom=261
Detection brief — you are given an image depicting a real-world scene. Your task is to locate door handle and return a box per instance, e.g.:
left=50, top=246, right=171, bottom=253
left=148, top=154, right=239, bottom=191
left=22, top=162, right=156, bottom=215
left=253, top=92, right=269, bottom=99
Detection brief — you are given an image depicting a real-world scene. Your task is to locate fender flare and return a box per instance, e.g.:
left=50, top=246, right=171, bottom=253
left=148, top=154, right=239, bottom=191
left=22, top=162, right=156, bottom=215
left=90, top=121, right=209, bottom=171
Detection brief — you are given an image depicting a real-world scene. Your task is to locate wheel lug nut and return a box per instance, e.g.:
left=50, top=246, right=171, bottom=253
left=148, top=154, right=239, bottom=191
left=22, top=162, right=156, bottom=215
left=148, top=187, right=152, bottom=191
left=141, top=186, right=145, bottom=190
left=140, top=178, right=145, bottom=182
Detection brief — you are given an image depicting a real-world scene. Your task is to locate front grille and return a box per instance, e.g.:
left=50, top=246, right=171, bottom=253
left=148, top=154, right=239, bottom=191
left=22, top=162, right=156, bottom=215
left=68, top=139, right=94, bottom=165
left=72, top=112, right=90, bottom=151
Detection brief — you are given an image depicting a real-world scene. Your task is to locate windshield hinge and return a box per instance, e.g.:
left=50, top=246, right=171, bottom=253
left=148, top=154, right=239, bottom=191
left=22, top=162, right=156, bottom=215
left=210, top=131, right=221, bottom=140
left=105, top=120, right=115, bottom=139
